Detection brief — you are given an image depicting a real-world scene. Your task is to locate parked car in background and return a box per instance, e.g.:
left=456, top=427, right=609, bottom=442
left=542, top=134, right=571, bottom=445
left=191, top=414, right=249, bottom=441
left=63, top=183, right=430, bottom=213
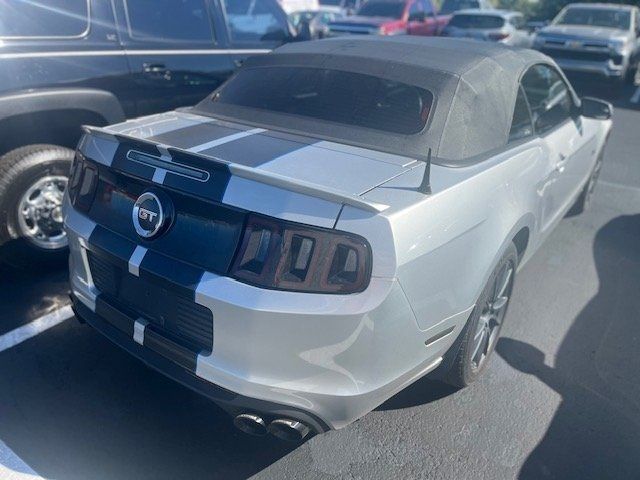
left=0, top=0, right=293, bottom=268
left=328, top=0, right=449, bottom=36
left=533, top=3, right=640, bottom=88
left=290, top=10, right=344, bottom=38
left=65, top=36, right=612, bottom=440
left=278, top=0, right=319, bottom=14
left=439, top=0, right=494, bottom=15
left=318, top=0, right=363, bottom=15
left=441, top=10, right=533, bottom=47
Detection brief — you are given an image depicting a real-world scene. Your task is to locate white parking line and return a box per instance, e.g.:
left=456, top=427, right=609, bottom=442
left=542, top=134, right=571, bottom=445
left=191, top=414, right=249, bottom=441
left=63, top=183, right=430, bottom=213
left=0, top=440, right=43, bottom=479
left=631, top=86, right=640, bottom=104
left=0, top=305, right=74, bottom=354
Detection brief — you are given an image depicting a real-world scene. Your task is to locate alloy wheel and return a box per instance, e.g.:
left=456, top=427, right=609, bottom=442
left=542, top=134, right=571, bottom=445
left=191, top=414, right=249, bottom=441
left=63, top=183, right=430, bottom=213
left=17, top=175, right=68, bottom=250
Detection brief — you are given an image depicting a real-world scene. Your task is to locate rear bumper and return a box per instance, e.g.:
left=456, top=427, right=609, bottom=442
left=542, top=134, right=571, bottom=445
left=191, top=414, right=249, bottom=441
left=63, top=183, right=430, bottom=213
left=65, top=201, right=462, bottom=430
left=70, top=295, right=331, bottom=433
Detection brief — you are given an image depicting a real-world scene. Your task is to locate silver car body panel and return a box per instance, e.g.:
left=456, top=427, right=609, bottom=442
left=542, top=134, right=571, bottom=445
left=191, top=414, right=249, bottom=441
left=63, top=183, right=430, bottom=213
left=65, top=104, right=612, bottom=429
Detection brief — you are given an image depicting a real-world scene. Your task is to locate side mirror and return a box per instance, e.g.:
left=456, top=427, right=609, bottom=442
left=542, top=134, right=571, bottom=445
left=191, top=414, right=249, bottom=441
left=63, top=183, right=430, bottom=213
left=580, top=97, right=613, bottom=120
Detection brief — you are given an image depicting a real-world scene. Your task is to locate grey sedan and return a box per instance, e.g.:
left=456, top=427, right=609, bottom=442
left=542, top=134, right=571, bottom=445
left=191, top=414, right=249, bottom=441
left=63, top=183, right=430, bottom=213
left=441, top=9, right=533, bottom=47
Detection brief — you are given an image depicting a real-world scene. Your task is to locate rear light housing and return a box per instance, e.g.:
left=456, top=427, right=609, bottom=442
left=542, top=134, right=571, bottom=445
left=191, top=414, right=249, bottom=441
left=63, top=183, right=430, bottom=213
left=230, top=214, right=372, bottom=294
left=488, top=32, right=510, bottom=41
left=68, top=153, right=98, bottom=212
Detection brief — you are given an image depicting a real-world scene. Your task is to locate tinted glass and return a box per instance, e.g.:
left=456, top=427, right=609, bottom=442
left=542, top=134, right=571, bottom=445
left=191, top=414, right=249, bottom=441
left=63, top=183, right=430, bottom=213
left=449, top=14, right=505, bottom=29
left=0, top=0, right=88, bottom=38
left=357, top=2, right=405, bottom=19
left=320, top=0, right=342, bottom=5
left=222, top=0, right=288, bottom=42
left=125, top=0, right=212, bottom=42
left=554, top=7, right=631, bottom=30
left=521, top=65, right=574, bottom=135
left=440, top=0, right=480, bottom=15
left=213, top=67, right=434, bottom=135
left=509, top=86, right=533, bottom=142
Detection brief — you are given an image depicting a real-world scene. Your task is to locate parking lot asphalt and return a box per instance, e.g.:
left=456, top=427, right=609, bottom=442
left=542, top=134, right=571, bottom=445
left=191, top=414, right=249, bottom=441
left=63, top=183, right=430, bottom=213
left=1, top=82, right=639, bottom=480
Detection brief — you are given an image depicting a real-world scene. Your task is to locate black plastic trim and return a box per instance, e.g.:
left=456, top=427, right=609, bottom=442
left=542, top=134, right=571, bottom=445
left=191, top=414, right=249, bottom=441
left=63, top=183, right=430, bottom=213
left=71, top=295, right=331, bottom=433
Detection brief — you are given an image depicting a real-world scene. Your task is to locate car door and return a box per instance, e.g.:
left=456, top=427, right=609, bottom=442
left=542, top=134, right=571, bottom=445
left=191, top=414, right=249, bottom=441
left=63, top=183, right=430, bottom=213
left=112, top=0, right=235, bottom=117
left=219, top=0, right=291, bottom=68
left=521, top=64, right=593, bottom=232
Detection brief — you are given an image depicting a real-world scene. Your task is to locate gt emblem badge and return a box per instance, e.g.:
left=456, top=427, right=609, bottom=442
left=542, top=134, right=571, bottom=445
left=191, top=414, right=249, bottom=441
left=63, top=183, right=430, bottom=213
left=132, top=191, right=171, bottom=239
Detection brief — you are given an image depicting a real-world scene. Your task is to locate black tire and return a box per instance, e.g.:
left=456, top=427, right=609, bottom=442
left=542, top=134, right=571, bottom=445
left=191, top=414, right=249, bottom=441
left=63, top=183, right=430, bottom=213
left=443, top=243, right=518, bottom=388
left=567, top=150, right=604, bottom=216
left=0, top=144, right=74, bottom=269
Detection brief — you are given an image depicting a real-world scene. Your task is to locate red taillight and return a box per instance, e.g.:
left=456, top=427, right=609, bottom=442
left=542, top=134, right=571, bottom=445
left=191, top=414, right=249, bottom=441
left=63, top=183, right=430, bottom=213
left=488, top=32, right=509, bottom=41
left=230, top=214, right=372, bottom=294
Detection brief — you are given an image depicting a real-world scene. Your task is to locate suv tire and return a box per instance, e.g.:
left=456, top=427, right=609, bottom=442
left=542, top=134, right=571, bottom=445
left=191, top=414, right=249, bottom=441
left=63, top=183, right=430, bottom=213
left=0, top=144, right=74, bottom=268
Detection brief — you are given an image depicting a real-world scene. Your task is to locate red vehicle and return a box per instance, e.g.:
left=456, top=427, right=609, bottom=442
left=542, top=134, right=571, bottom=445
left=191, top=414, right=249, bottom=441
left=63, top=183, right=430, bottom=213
left=328, top=0, right=449, bottom=36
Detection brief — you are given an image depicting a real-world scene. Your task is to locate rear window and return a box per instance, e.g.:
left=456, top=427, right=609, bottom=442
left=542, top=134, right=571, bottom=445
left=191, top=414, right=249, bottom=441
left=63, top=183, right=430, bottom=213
left=357, top=2, right=405, bottom=19
left=0, top=0, right=89, bottom=38
left=449, top=14, right=505, bottom=29
left=212, top=67, right=433, bottom=135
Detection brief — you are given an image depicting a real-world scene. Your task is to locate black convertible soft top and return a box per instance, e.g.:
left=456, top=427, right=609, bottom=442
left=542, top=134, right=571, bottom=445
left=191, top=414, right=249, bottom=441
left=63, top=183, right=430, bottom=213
left=193, top=36, right=555, bottom=165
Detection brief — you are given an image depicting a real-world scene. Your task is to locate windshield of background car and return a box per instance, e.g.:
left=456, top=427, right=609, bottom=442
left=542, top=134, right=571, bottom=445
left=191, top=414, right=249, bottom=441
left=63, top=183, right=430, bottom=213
left=449, top=14, right=505, bottom=29
left=211, top=67, right=434, bottom=135
left=357, top=2, right=405, bottom=18
left=554, top=8, right=631, bottom=30
left=440, top=0, right=480, bottom=15
left=0, top=0, right=89, bottom=38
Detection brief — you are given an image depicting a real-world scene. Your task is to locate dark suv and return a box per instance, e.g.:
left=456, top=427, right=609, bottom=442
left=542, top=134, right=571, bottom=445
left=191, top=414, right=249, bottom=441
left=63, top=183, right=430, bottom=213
left=0, top=0, right=292, bottom=267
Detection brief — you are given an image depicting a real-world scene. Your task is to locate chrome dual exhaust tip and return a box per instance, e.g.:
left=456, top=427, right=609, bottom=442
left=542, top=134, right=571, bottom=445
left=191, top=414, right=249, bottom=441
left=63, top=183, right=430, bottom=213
left=267, top=418, right=310, bottom=442
left=233, top=413, right=267, bottom=436
left=233, top=414, right=311, bottom=441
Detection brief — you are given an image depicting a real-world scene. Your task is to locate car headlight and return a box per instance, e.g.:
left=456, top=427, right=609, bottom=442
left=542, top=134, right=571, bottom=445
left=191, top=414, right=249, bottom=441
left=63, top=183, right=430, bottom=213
left=609, top=39, right=627, bottom=54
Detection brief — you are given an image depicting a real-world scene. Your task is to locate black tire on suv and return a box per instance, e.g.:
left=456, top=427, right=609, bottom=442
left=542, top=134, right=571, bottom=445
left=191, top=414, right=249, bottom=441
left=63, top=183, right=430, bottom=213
left=0, top=144, right=74, bottom=268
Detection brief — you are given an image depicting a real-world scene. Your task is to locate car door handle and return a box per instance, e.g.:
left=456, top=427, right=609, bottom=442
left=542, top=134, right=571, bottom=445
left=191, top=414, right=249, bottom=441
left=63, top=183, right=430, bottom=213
left=233, top=59, right=244, bottom=68
left=555, top=153, right=568, bottom=172
left=143, top=63, right=169, bottom=76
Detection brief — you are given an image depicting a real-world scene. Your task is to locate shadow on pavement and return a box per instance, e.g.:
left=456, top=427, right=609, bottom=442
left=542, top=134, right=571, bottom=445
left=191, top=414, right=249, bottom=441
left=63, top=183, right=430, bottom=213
left=497, top=214, right=640, bottom=480
left=0, top=262, right=69, bottom=334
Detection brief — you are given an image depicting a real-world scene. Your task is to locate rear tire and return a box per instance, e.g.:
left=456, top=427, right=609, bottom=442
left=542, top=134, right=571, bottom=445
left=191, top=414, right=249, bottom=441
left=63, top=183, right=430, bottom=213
left=0, top=144, right=74, bottom=269
left=443, top=243, right=518, bottom=388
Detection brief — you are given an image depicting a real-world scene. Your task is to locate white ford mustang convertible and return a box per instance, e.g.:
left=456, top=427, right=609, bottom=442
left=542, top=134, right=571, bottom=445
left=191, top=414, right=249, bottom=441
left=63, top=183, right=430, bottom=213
left=64, top=37, right=612, bottom=441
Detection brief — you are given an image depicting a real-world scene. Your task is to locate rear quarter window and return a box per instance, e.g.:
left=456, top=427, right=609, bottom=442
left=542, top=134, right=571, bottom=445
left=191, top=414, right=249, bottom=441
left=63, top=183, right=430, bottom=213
left=0, top=0, right=89, bottom=38
left=212, top=67, right=434, bottom=135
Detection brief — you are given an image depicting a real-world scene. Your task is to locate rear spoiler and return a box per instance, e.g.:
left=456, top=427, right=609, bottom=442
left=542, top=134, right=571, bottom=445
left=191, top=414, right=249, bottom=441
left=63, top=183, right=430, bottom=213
left=82, top=126, right=389, bottom=213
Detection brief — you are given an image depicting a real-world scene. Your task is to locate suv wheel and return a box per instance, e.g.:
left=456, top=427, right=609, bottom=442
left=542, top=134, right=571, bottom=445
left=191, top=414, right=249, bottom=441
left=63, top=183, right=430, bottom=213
left=0, top=144, right=74, bottom=268
left=443, top=243, right=518, bottom=388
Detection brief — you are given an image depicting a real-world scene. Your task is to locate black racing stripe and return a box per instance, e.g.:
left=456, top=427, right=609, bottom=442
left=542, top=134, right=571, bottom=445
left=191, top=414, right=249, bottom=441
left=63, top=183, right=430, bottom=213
left=144, top=326, right=198, bottom=371
left=148, top=122, right=245, bottom=150
left=138, top=250, right=204, bottom=300
left=164, top=148, right=231, bottom=202
left=94, top=295, right=135, bottom=337
left=88, top=225, right=137, bottom=270
left=198, top=132, right=309, bottom=167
